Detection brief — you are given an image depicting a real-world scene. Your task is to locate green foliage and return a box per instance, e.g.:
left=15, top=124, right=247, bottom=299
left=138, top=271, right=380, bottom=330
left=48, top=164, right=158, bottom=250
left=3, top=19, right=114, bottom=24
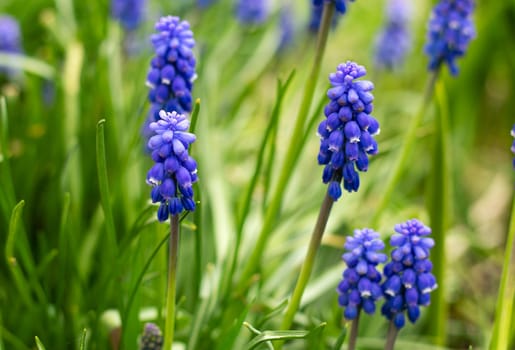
left=1, top=1, right=514, bottom=350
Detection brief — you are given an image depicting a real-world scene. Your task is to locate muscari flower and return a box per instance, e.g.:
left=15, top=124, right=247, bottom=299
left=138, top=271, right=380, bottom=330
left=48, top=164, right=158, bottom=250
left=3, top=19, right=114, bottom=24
left=0, top=15, right=22, bottom=77
left=236, top=0, right=270, bottom=25
left=374, top=0, right=411, bottom=70
left=198, top=0, right=216, bottom=8
left=111, top=0, right=146, bottom=31
left=381, top=219, right=438, bottom=329
left=317, top=61, right=379, bottom=199
left=511, top=125, right=515, bottom=169
left=138, top=323, right=163, bottom=350
left=308, top=0, right=342, bottom=33
left=278, top=5, right=294, bottom=51
left=313, top=0, right=351, bottom=14
left=425, top=0, right=476, bottom=75
left=146, top=110, right=198, bottom=221
left=337, top=228, right=387, bottom=320
left=145, top=16, right=196, bottom=138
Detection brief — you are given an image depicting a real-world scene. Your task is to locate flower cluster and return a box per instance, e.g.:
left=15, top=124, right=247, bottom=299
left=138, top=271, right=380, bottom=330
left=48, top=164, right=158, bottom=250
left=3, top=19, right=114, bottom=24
left=317, top=62, right=379, bottom=199
left=374, top=0, right=411, bottom=70
left=308, top=1, right=341, bottom=33
left=111, top=0, right=146, bottom=31
left=235, top=0, right=270, bottom=25
left=146, top=110, right=198, bottom=221
left=313, top=0, right=352, bottom=14
left=145, top=16, right=196, bottom=138
left=337, top=229, right=387, bottom=320
left=138, top=323, right=163, bottom=350
left=511, top=125, right=515, bottom=169
left=0, top=15, right=22, bottom=77
left=425, top=0, right=476, bottom=75
left=381, top=219, right=438, bottom=329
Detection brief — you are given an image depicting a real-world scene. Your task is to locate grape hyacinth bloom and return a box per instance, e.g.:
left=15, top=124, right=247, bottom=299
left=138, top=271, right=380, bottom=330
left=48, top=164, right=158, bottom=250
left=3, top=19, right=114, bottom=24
left=317, top=61, right=379, bottom=199
left=138, top=323, right=163, bottom=350
left=425, top=0, right=476, bottom=75
left=313, top=0, right=351, bottom=14
left=111, top=0, right=146, bottom=31
left=146, top=110, right=198, bottom=221
left=235, top=0, right=270, bottom=25
left=374, top=0, right=411, bottom=70
left=308, top=0, right=347, bottom=33
left=0, top=15, right=22, bottom=77
left=278, top=5, right=294, bottom=51
left=381, top=219, right=438, bottom=329
left=511, top=125, right=515, bottom=169
left=145, top=16, right=196, bottom=138
left=337, top=228, right=387, bottom=320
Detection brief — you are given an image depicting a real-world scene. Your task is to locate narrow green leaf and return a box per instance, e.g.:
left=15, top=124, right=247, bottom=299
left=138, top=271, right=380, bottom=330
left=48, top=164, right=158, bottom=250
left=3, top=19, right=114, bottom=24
left=96, top=119, right=118, bottom=256
left=79, top=329, right=87, bottom=350
left=34, top=336, right=47, bottom=350
left=0, top=53, right=55, bottom=79
left=5, top=201, right=32, bottom=307
left=190, top=98, right=201, bottom=135
left=244, top=324, right=326, bottom=350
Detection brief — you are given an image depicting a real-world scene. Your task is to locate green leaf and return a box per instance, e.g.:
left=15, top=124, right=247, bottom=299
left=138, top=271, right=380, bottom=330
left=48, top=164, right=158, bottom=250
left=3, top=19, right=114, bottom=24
left=244, top=323, right=326, bottom=350
left=79, top=329, right=87, bottom=350
left=34, top=336, right=47, bottom=350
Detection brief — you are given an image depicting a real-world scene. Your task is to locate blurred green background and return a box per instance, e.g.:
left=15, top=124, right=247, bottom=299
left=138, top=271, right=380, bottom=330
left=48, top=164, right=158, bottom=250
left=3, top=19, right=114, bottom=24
left=0, top=0, right=514, bottom=349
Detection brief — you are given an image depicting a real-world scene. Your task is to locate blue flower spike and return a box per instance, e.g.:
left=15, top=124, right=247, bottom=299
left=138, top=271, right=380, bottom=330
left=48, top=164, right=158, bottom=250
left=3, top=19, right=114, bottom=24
left=235, top=0, right=270, bottom=25
left=317, top=61, right=379, bottom=199
left=381, top=219, right=438, bottom=329
left=0, top=15, right=23, bottom=77
left=425, top=0, right=476, bottom=75
left=138, top=323, right=163, bottom=350
left=145, top=16, right=197, bottom=139
left=111, top=0, right=146, bottom=31
left=374, top=0, right=411, bottom=70
left=146, top=110, right=198, bottom=221
left=338, top=228, right=387, bottom=320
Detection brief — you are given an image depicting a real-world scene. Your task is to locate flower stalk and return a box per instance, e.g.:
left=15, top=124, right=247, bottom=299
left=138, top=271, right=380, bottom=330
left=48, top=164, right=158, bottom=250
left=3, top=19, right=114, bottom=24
left=164, top=214, right=180, bottom=350
left=348, top=312, right=360, bottom=350
left=276, top=191, right=334, bottom=348
left=384, top=321, right=399, bottom=350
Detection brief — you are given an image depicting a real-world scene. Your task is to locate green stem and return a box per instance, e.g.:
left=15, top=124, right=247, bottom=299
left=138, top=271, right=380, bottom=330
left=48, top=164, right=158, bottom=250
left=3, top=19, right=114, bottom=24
left=489, top=194, right=515, bottom=350
left=384, top=321, right=399, bottom=350
left=348, top=312, right=360, bottom=350
left=371, top=71, right=439, bottom=227
left=427, top=78, right=449, bottom=346
left=164, top=214, right=180, bottom=350
left=238, top=1, right=335, bottom=289
left=276, top=191, right=334, bottom=349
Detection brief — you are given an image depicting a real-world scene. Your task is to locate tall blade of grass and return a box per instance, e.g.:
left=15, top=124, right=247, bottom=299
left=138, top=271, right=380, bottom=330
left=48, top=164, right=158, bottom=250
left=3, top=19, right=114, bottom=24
left=79, top=329, right=87, bottom=350
left=96, top=119, right=118, bottom=256
left=221, top=70, right=295, bottom=300
left=0, top=97, right=16, bottom=223
left=34, top=337, right=47, bottom=350
left=489, top=195, right=515, bottom=350
left=426, top=79, right=451, bottom=345
left=5, top=200, right=32, bottom=307
left=238, top=2, right=336, bottom=285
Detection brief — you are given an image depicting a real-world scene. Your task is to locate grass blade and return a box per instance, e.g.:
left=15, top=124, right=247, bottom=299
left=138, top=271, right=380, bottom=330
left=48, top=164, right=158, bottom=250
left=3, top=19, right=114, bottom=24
left=34, top=337, right=47, bottom=350
left=244, top=323, right=326, bottom=350
left=96, top=119, right=118, bottom=256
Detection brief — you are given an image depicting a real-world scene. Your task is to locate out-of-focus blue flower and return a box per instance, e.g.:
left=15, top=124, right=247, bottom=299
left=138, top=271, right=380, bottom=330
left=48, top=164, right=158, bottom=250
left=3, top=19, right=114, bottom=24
left=313, top=0, right=351, bottom=14
left=138, top=323, right=163, bottom=350
left=317, top=61, right=379, bottom=199
left=144, top=16, right=196, bottom=139
left=374, top=0, right=411, bottom=70
left=381, top=219, right=438, bottom=329
left=511, top=125, right=515, bottom=169
left=198, top=0, right=216, bottom=8
left=111, top=0, right=146, bottom=31
left=146, top=110, right=198, bottom=221
left=236, top=0, right=270, bottom=25
left=0, top=15, right=22, bottom=77
left=425, top=0, right=476, bottom=75
left=308, top=1, right=342, bottom=33
left=337, top=228, right=387, bottom=320
left=278, top=5, right=294, bottom=51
